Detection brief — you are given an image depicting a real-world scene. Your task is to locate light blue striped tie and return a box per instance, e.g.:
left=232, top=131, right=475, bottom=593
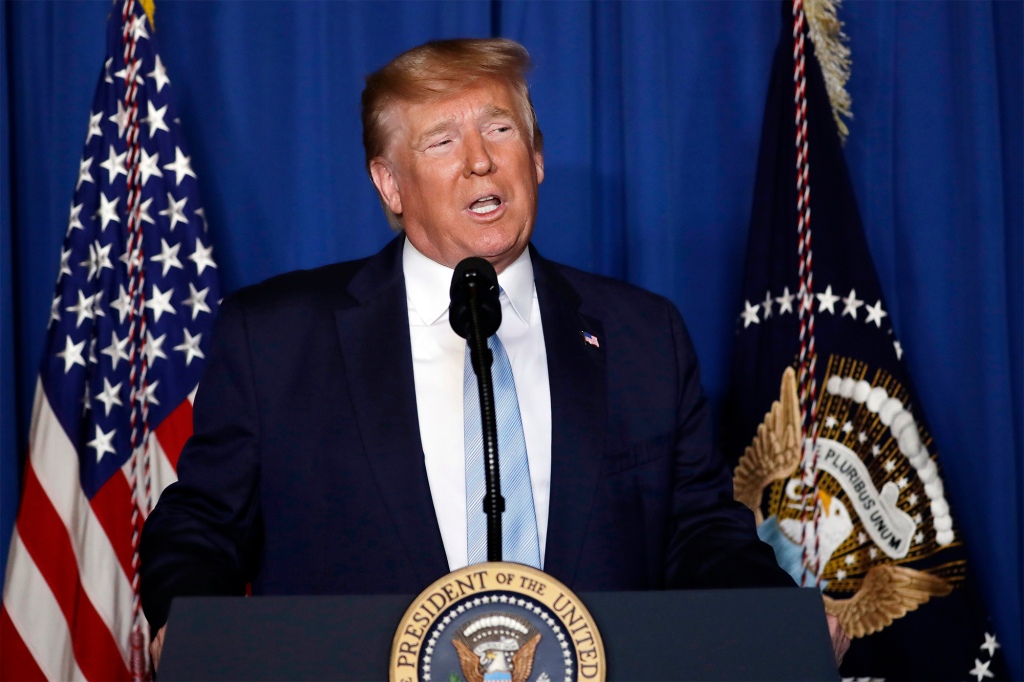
left=464, top=334, right=541, bottom=568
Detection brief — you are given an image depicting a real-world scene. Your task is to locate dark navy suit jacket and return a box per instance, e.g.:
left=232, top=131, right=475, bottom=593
left=140, top=236, right=793, bottom=629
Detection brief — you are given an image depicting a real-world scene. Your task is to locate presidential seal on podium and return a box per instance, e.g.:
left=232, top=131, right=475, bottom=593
left=390, top=563, right=605, bottom=682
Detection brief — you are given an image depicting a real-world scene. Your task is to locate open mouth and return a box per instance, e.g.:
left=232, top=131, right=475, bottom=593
left=469, top=195, right=502, bottom=215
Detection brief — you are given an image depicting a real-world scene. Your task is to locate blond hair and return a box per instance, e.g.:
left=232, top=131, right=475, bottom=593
left=361, top=38, right=543, bottom=230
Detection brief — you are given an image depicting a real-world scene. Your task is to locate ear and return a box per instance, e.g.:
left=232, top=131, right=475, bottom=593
left=369, top=158, right=403, bottom=216
left=533, top=149, right=544, bottom=185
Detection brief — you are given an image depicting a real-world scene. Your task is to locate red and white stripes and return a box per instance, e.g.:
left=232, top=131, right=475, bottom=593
left=1, top=383, right=192, bottom=680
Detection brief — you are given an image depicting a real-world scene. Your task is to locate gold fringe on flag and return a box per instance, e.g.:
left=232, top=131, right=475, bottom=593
left=805, top=0, right=853, bottom=142
left=140, top=0, right=156, bottom=30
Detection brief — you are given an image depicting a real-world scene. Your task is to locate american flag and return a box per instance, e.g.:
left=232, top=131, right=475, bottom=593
left=0, top=1, right=219, bottom=679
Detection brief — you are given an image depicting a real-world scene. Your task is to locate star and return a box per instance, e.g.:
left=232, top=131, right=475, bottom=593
left=58, top=247, right=73, bottom=281
left=913, top=513, right=923, bottom=525
left=85, top=111, right=103, bottom=144
left=741, top=300, right=760, bottom=328
left=67, top=202, right=85, bottom=234
left=80, top=245, right=97, bottom=279
left=824, top=415, right=838, bottom=429
left=81, top=382, right=91, bottom=415
left=121, top=239, right=142, bottom=269
left=835, top=569, right=846, bottom=580
left=144, top=331, right=168, bottom=366
left=857, top=431, right=867, bottom=444
left=144, top=101, right=171, bottom=138
left=82, top=241, right=114, bottom=281
left=130, top=14, right=149, bottom=41
left=102, top=330, right=131, bottom=370
left=844, top=554, right=855, bottom=566
left=114, top=58, right=144, bottom=85
left=871, top=444, right=881, bottom=457
left=87, top=425, right=117, bottom=463
left=99, top=145, right=128, bottom=184
left=915, top=531, right=925, bottom=544
left=969, top=658, right=994, bottom=681
left=151, top=238, right=183, bottom=277
left=94, top=378, right=124, bottom=417
left=775, top=286, right=795, bottom=314
left=841, top=288, right=864, bottom=319
left=65, top=290, right=96, bottom=328
left=981, top=633, right=1000, bottom=657
left=95, top=192, right=121, bottom=231
left=163, top=147, right=197, bottom=185
left=894, top=339, right=904, bottom=360
left=148, top=54, right=171, bottom=92
left=48, top=295, right=62, bottom=328
left=800, top=289, right=814, bottom=315
left=182, top=283, right=212, bottom=320
left=136, top=196, right=156, bottom=225
left=104, top=57, right=114, bottom=84
left=110, top=284, right=134, bottom=324
left=109, top=100, right=129, bottom=138
left=868, top=547, right=878, bottom=559
left=189, top=239, right=217, bottom=275
left=857, top=532, right=867, bottom=545
left=56, top=336, right=86, bottom=373
left=138, top=148, right=163, bottom=186
left=195, top=207, right=209, bottom=232
left=145, top=284, right=176, bottom=322
left=908, top=492, right=918, bottom=505
left=761, top=290, right=773, bottom=319
left=159, top=192, right=189, bottom=230
left=865, top=300, right=888, bottom=327
left=841, top=420, right=853, bottom=434
left=896, top=476, right=908, bottom=489
left=77, top=156, right=94, bottom=190
left=87, top=336, right=99, bottom=365
left=140, top=379, right=160, bottom=407
left=816, top=285, right=840, bottom=314
left=884, top=459, right=896, bottom=473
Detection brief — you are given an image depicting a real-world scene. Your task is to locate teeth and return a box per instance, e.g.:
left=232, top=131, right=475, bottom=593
left=469, top=196, right=501, bottom=214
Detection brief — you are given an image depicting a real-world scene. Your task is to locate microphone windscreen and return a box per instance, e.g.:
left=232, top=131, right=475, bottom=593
left=449, top=257, right=502, bottom=339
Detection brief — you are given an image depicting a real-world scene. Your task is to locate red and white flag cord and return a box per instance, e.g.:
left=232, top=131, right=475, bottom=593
left=792, top=0, right=824, bottom=587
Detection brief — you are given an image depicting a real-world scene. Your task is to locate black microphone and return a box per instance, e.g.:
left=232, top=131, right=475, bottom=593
left=449, top=257, right=505, bottom=562
left=449, top=257, right=501, bottom=340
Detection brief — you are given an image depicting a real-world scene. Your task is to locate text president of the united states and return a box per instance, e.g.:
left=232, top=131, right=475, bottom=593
left=140, top=37, right=848, bottom=668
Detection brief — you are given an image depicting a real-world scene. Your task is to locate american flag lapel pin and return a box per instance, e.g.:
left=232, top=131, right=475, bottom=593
left=580, top=331, right=600, bottom=348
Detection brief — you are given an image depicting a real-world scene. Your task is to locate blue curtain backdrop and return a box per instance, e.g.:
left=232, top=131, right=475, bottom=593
left=1, top=1, right=1020, bottom=675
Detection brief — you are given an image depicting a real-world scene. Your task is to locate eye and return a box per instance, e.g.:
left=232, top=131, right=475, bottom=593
left=430, top=138, right=452, bottom=148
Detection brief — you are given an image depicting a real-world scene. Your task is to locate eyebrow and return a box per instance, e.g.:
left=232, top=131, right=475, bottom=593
left=416, top=118, right=457, bottom=147
left=414, top=105, right=519, bottom=148
left=481, top=104, right=516, bottom=121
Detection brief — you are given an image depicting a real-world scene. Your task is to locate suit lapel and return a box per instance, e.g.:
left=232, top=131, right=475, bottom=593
left=332, top=236, right=449, bottom=586
left=532, top=249, right=607, bottom=587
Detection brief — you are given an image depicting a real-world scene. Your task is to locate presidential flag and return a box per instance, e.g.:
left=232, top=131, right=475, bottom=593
left=723, top=1, right=1008, bottom=679
left=0, top=1, right=219, bottom=678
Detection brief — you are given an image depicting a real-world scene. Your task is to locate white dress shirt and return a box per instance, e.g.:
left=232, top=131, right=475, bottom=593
left=403, top=239, right=551, bottom=570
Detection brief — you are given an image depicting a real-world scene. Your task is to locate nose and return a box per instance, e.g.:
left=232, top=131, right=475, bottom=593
left=463, top=131, right=495, bottom=177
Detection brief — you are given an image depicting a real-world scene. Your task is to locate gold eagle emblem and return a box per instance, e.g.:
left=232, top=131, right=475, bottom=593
left=734, top=366, right=953, bottom=638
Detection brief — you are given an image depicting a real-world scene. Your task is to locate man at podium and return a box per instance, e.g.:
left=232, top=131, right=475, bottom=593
left=141, top=38, right=846, bottom=665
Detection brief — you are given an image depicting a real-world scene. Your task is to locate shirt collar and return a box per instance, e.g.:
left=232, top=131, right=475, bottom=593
left=402, top=237, right=535, bottom=327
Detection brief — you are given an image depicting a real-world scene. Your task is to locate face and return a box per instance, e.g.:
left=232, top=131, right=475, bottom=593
left=369, top=79, right=544, bottom=273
